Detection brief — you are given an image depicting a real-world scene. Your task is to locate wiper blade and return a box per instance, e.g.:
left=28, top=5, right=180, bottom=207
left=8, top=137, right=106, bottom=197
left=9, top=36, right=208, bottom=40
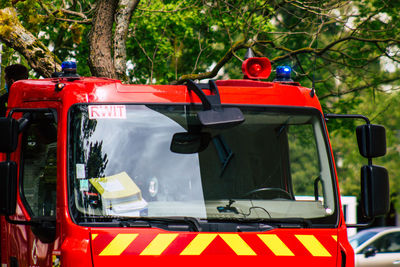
left=207, top=218, right=274, bottom=232
left=79, top=216, right=202, bottom=231
left=124, top=216, right=202, bottom=232
left=79, top=216, right=310, bottom=231
left=237, top=217, right=312, bottom=228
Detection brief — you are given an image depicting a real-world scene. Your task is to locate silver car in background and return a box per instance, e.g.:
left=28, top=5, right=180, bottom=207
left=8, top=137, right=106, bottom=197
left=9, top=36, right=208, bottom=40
left=349, top=227, right=400, bottom=267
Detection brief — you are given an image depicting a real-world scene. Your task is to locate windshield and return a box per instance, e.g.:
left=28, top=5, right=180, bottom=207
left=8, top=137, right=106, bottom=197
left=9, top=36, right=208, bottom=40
left=68, top=104, right=337, bottom=226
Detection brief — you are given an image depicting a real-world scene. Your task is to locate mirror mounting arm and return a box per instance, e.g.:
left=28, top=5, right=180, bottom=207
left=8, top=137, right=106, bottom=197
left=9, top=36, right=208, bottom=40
left=324, top=113, right=370, bottom=124
left=185, top=80, right=245, bottom=128
left=346, top=219, right=375, bottom=228
left=5, top=215, right=33, bottom=226
left=186, top=79, right=222, bottom=111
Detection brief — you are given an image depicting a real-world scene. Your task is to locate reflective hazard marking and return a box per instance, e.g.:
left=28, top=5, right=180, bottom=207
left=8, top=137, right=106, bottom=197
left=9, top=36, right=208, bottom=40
left=99, top=234, right=138, bottom=256
left=140, top=234, right=179, bottom=255
left=295, top=235, right=331, bottom=257
left=180, top=234, right=218, bottom=255
left=94, top=232, right=335, bottom=257
left=258, top=234, right=294, bottom=256
left=219, top=234, right=256, bottom=256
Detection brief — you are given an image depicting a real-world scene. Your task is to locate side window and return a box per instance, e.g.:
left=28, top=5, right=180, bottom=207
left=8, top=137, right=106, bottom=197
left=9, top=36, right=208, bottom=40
left=362, top=232, right=400, bottom=254
left=20, top=111, right=57, bottom=217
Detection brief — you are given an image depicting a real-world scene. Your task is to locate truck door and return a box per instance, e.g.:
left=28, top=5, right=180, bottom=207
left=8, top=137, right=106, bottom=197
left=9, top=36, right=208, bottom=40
left=9, top=110, right=58, bottom=266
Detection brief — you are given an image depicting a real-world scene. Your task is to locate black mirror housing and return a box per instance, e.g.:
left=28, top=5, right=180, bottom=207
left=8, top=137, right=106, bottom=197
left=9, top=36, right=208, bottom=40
left=0, top=161, right=18, bottom=216
left=356, top=124, right=386, bottom=158
left=197, top=108, right=245, bottom=129
left=0, top=118, right=19, bottom=153
left=170, top=132, right=211, bottom=154
left=31, top=218, right=56, bottom=243
left=361, top=165, right=389, bottom=219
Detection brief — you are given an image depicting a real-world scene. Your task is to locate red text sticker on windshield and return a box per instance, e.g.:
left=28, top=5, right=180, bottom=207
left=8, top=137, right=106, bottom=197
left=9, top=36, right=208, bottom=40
left=88, top=105, right=127, bottom=119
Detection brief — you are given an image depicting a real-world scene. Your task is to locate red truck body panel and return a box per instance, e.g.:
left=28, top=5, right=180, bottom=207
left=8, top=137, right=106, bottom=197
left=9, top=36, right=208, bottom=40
left=0, top=77, right=354, bottom=267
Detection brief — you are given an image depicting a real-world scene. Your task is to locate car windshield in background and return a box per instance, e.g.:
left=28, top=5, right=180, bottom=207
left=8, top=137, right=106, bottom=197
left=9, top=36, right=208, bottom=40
left=349, top=229, right=381, bottom=249
left=68, top=104, right=337, bottom=225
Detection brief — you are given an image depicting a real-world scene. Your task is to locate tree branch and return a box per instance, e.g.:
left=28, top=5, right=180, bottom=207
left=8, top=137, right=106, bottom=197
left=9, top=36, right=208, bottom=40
left=0, top=7, right=60, bottom=77
left=38, top=0, right=92, bottom=24
left=171, top=39, right=252, bottom=84
left=114, top=0, right=140, bottom=83
left=88, top=0, right=118, bottom=78
left=319, top=76, right=400, bottom=100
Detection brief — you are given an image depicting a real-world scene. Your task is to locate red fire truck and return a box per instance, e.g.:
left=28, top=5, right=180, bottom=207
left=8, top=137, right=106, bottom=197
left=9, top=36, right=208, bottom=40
left=0, top=56, right=389, bottom=266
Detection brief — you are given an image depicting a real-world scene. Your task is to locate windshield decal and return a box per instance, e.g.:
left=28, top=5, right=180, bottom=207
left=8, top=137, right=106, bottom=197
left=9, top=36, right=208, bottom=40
left=76, top=164, right=86, bottom=179
left=88, top=105, right=127, bottom=119
left=80, top=180, right=89, bottom=191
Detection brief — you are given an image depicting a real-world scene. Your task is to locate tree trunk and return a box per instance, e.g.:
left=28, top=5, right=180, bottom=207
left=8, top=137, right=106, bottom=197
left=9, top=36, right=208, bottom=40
left=0, top=8, right=61, bottom=77
left=114, top=0, right=140, bottom=83
left=88, top=0, right=118, bottom=78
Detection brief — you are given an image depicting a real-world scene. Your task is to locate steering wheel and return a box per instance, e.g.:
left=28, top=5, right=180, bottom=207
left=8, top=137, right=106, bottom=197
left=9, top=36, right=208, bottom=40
left=243, top=187, right=293, bottom=200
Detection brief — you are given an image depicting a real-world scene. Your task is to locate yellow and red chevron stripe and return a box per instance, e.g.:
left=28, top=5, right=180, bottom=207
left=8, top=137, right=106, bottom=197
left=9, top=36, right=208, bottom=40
left=91, top=231, right=338, bottom=257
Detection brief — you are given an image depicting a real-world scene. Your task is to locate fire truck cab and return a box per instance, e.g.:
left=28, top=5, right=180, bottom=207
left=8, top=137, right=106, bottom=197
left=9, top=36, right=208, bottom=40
left=0, top=57, right=389, bottom=266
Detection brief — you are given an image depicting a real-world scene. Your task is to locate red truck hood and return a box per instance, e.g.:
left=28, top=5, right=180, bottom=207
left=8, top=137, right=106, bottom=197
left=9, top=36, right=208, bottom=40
left=90, top=228, right=339, bottom=266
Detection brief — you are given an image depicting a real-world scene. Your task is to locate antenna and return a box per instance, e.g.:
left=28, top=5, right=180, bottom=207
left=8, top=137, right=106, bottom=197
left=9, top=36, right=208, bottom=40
left=310, top=49, right=316, bottom=97
left=51, top=45, right=62, bottom=78
left=244, top=47, right=255, bottom=60
left=54, top=53, right=57, bottom=74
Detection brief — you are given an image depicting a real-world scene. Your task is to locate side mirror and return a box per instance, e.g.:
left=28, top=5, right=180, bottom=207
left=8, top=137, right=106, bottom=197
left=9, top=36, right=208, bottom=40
left=170, top=132, right=211, bottom=154
left=361, top=165, right=389, bottom=218
left=31, top=218, right=56, bottom=243
left=0, top=118, right=19, bottom=153
left=356, top=124, right=386, bottom=158
left=364, top=246, right=378, bottom=258
left=0, top=161, right=18, bottom=215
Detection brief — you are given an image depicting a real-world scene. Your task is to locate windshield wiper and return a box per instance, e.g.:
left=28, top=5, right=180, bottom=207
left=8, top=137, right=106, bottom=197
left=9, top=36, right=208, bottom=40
left=79, top=215, right=310, bottom=231
left=241, top=217, right=312, bottom=228
left=206, top=218, right=274, bottom=232
left=78, top=216, right=202, bottom=232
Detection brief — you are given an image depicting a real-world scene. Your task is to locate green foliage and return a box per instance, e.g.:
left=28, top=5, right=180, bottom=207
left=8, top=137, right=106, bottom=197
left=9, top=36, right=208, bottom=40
left=7, top=0, right=95, bottom=77
left=15, top=0, right=45, bottom=33
left=127, top=0, right=274, bottom=83
left=0, top=0, right=11, bottom=8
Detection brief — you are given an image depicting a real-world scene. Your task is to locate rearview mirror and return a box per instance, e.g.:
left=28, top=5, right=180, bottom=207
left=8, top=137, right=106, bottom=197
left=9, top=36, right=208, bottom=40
left=361, top=165, right=389, bottom=219
left=356, top=124, right=386, bottom=158
left=0, top=118, right=19, bottom=153
left=170, top=132, right=211, bottom=154
left=0, top=161, right=18, bottom=216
